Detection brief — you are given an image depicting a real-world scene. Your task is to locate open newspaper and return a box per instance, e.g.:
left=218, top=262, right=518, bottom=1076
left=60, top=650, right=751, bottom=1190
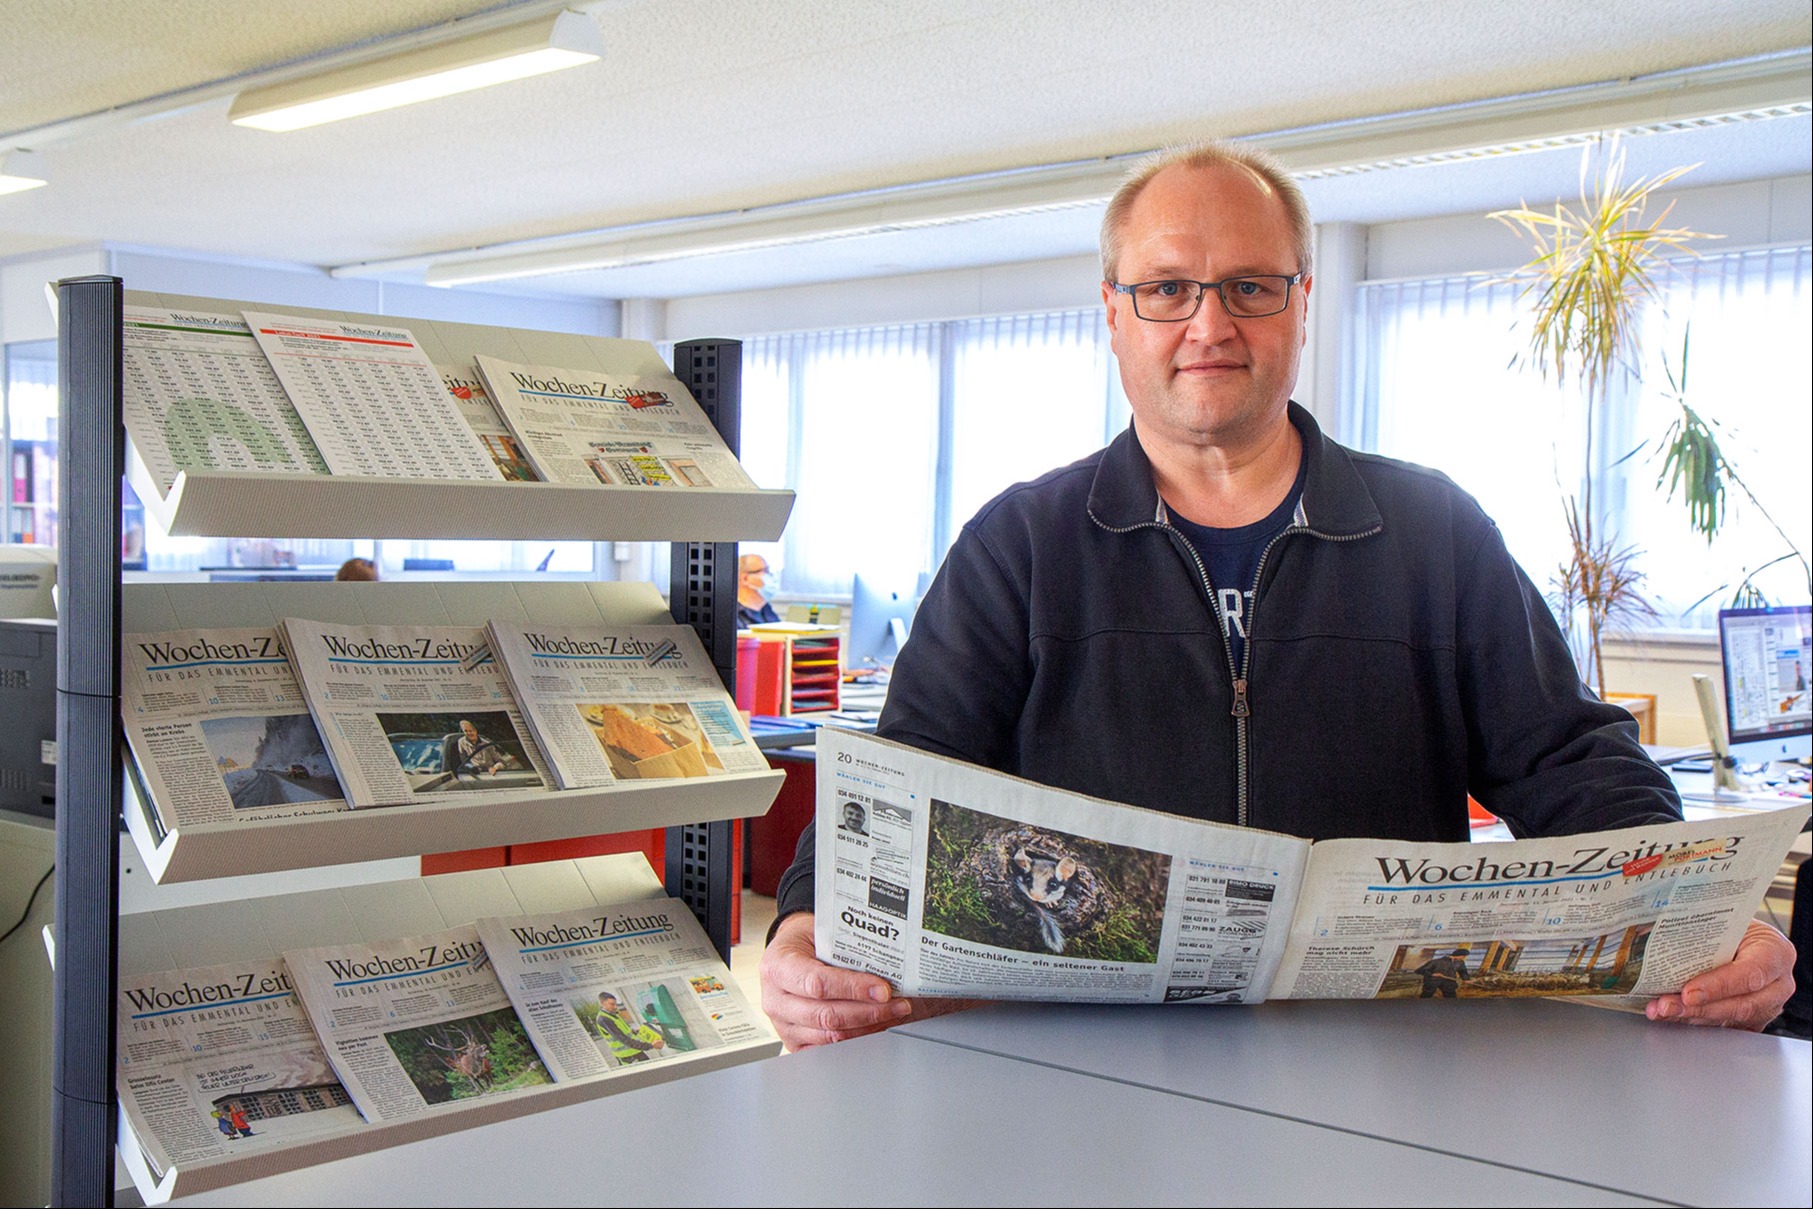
left=117, top=959, right=361, bottom=1177
left=487, top=620, right=766, bottom=790
left=474, top=354, right=756, bottom=489
left=122, top=627, right=350, bottom=833
left=816, top=730, right=1810, bottom=1006
left=283, top=926, right=550, bottom=1123
left=473, top=898, right=776, bottom=1081
left=281, top=619, right=552, bottom=808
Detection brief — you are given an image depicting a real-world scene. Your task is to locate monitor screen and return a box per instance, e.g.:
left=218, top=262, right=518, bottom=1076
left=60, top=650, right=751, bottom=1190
left=1718, top=604, right=1811, bottom=745
left=847, top=574, right=919, bottom=673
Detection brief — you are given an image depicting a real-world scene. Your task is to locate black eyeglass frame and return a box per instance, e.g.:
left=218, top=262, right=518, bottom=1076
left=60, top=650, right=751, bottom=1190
left=1107, top=273, right=1305, bottom=321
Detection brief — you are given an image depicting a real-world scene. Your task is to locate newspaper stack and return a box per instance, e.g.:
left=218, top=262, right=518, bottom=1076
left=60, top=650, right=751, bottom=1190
left=281, top=619, right=553, bottom=808
left=116, top=959, right=362, bottom=1176
left=474, top=354, right=755, bottom=489
left=487, top=620, right=766, bottom=790
left=122, top=627, right=349, bottom=835
left=816, top=729, right=1810, bottom=1007
left=474, top=899, right=775, bottom=1081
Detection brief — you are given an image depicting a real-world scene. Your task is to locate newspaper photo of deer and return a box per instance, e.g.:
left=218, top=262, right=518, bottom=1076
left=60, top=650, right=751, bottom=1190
left=197, top=714, right=343, bottom=809
left=1375, top=924, right=1654, bottom=1000
left=922, top=800, right=1171, bottom=962
left=374, top=709, right=543, bottom=795
left=382, top=1008, right=550, bottom=1105
left=577, top=702, right=723, bottom=779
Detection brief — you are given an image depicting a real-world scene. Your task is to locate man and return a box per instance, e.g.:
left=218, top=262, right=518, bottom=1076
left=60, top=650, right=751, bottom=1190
left=1412, top=950, right=1473, bottom=999
left=454, top=719, right=508, bottom=776
left=759, top=140, right=1795, bottom=1048
left=737, top=554, right=781, bottom=627
left=838, top=800, right=869, bottom=837
left=594, top=993, right=664, bottom=1064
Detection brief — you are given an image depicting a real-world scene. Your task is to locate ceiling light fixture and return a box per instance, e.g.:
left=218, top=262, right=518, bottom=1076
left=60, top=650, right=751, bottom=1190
left=228, top=10, right=604, bottom=132
left=0, top=149, right=49, bottom=196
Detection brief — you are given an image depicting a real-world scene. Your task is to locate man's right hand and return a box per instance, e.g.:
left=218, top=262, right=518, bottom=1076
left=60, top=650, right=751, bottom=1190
left=759, top=912, right=913, bottom=1050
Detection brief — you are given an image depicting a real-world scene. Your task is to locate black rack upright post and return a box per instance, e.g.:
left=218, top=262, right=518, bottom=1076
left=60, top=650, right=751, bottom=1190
left=666, top=339, right=743, bottom=963
left=51, top=275, right=126, bottom=1208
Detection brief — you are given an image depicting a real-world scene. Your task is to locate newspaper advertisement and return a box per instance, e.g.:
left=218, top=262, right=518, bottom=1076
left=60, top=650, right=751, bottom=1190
left=814, top=729, right=1313, bottom=1004
left=281, top=619, right=552, bottom=808
left=242, top=311, right=501, bottom=482
left=116, top=959, right=361, bottom=1176
left=283, top=926, right=551, bottom=1123
left=1269, top=804, right=1810, bottom=1004
left=817, top=731, right=1810, bottom=1007
left=474, top=354, right=756, bottom=489
left=487, top=620, right=766, bottom=790
left=438, top=363, right=540, bottom=483
left=121, top=306, right=329, bottom=498
left=474, top=898, right=777, bottom=1082
left=122, top=627, right=349, bottom=830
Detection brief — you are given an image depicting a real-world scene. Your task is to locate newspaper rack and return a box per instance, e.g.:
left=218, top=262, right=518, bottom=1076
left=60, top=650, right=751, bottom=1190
left=114, top=853, right=782, bottom=1204
left=120, top=581, right=782, bottom=884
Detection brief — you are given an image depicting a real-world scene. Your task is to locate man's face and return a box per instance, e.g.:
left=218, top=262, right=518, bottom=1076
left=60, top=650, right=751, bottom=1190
left=460, top=721, right=478, bottom=742
left=740, top=559, right=770, bottom=593
left=843, top=803, right=863, bottom=829
left=1102, top=163, right=1310, bottom=455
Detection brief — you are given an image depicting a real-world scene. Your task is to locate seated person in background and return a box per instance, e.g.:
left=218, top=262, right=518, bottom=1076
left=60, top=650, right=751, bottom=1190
left=758, top=138, right=1796, bottom=1050
left=335, top=557, right=378, bottom=581
left=737, top=554, right=780, bottom=627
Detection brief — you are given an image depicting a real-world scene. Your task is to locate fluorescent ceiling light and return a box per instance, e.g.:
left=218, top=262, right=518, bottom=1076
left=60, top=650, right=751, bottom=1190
left=229, top=10, right=603, bottom=132
left=0, top=149, right=49, bottom=196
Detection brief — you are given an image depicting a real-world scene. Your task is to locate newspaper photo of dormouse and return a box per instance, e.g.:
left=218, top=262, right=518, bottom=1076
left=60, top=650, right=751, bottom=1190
left=922, top=803, right=1171, bottom=961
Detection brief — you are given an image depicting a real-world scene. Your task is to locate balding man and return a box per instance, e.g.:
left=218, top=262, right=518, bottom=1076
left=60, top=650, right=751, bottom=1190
left=737, top=554, right=780, bottom=628
left=759, top=139, right=1795, bottom=1049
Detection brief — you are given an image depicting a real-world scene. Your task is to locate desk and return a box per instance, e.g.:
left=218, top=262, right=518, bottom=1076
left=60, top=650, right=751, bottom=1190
left=163, top=998, right=1807, bottom=1207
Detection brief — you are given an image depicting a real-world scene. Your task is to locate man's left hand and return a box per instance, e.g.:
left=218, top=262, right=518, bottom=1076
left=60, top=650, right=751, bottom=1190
left=1646, top=920, right=1796, bottom=1031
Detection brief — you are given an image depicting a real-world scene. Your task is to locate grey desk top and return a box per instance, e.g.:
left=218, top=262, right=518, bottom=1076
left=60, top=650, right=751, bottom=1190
left=900, top=999, right=1813, bottom=1208
left=169, top=1029, right=1663, bottom=1208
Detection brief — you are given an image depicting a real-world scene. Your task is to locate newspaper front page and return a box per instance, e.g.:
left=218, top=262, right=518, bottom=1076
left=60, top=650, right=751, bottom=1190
left=116, top=959, right=361, bottom=1176
left=282, top=619, right=553, bottom=808
left=1270, top=806, right=1810, bottom=1004
left=816, top=731, right=1810, bottom=1008
left=487, top=621, right=766, bottom=790
left=122, top=627, right=350, bottom=831
left=815, top=729, right=1313, bottom=1004
left=474, top=354, right=756, bottom=489
left=283, top=926, right=551, bottom=1123
left=474, top=899, right=776, bottom=1082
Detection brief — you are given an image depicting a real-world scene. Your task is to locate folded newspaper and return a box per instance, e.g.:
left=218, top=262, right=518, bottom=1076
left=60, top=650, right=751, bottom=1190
left=122, top=628, right=350, bottom=833
left=281, top=619, right=553, bottom=808
left=473, top=898, right=777, bottom=1081
left=116, top=959, right=362, bottom=1177
left=283, top=925, right=551, bottom=1123
left=438, top=363, right=540, bottom=483
left=474, top=354, right=756, bottom=489
left=815, top=730, right=1810, bottom=1006
left=487, top=620, right=767, bottom=790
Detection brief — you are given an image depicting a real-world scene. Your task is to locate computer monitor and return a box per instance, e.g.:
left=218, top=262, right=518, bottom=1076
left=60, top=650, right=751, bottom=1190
left=847, top=574, right=919, bottom=674
left=1718, top=604, right=1812, bottom=764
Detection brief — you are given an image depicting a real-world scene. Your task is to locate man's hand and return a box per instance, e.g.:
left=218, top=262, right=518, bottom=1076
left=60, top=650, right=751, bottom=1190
left=760, top=913, right=988, bottom=1050
left=1645, top=920, right=1796, bottom=1031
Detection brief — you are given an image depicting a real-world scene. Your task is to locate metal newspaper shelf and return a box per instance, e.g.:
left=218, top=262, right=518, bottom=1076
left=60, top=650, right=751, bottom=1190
left=51, top=276, right=769, bottom=1205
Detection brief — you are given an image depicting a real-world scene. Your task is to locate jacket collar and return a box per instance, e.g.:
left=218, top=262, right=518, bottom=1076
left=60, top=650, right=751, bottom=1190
left=1086, top=401, right=1384, bottom=538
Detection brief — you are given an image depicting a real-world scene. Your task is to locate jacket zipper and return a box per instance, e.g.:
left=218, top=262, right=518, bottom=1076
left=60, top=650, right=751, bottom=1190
left=1091, top=512, right=1381, bottom=829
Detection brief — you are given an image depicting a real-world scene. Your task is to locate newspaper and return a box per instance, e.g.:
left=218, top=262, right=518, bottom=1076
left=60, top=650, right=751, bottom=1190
left=122, top=628, right=350, bottom=831
left=486, top=620, right=767, bottom=790
left=121, top=306, right=329, bottom=497
left=116, top=959, right=361, bottom=1176
left=815, top=730, right=1810, bottom=1007
left=281, top=619, right=553, bottom=808
left=474, top=354, right=755, bottom=489
left=283, top=926, right=551, bottom=1123
left=437, top=363, right=540, bottom=483
left=473, top=899, right=776, bottom=1082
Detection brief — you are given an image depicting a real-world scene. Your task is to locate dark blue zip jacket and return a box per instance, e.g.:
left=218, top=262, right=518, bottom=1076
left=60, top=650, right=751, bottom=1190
left=775, top=404, right=1680, bottom=922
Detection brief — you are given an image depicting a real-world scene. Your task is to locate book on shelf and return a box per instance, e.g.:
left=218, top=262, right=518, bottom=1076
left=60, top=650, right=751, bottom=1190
left=121, top=627, right=351, bottom=834
left=279, top=619, right=554, bottom=808
left=486, top=620, right=768, bottom=790
left=473, top=354, right=756, bottom=489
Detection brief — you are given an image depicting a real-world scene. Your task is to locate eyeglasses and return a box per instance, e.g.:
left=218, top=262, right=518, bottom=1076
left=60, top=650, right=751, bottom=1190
left=1108, top=274, right=1303, bottom=321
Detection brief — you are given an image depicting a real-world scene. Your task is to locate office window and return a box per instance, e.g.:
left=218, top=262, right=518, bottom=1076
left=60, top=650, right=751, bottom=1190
left=745, top=309, right=1125, bottom=598
left=3, top=341, right=58, bottom=546
left=1353, top=244, right=1812, bottom=629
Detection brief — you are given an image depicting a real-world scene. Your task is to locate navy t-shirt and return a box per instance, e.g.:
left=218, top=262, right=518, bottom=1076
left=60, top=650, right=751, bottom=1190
left=1167, top=454, right=1306, bottom=674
